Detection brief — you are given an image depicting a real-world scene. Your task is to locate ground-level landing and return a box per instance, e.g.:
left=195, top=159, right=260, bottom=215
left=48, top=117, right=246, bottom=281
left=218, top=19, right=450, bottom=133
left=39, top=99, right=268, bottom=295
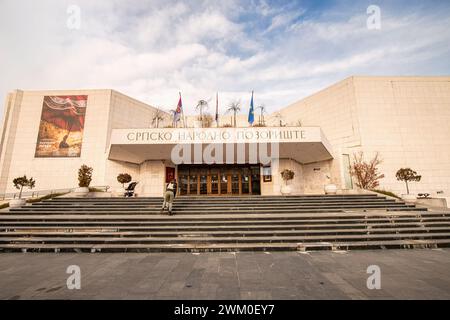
left=1, top=250, right=450, bottom=299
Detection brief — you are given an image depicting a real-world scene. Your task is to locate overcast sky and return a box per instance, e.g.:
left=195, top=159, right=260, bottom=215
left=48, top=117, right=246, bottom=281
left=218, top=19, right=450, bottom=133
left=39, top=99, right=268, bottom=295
left=1, top=0, right=449, bottom=116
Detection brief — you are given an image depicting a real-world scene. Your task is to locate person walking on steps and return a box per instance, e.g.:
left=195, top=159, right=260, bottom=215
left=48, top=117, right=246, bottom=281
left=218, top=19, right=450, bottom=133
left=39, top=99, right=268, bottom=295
left=161, top=179, right=177, bottom=215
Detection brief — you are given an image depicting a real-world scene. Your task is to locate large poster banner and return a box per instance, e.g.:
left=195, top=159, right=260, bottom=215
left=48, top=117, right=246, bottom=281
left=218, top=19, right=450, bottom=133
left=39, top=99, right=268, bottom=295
left=35, top=95, right=88, bottom=158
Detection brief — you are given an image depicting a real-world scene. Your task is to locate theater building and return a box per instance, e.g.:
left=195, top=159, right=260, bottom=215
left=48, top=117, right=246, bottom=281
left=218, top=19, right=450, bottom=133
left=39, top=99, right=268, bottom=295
left=0, top=76, right=449, bottom=198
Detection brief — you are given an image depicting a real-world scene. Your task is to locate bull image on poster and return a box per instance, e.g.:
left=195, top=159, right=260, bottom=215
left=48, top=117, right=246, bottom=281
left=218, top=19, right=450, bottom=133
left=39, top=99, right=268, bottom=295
left=35, top=95, right=88, bottom=158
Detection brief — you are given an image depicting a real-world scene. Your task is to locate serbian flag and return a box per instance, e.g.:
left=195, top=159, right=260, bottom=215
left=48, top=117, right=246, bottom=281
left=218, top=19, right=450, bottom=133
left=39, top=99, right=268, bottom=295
left=173, top=93, right=182, bottom=126
left=248, top=91, right=255, bottom=125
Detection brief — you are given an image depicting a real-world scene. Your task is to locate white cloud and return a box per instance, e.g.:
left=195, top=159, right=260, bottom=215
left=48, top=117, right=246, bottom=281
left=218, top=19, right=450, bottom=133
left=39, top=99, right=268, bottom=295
left=0, top=0, right=449, bottom=117
left=265, top=10, right=305, bottom=33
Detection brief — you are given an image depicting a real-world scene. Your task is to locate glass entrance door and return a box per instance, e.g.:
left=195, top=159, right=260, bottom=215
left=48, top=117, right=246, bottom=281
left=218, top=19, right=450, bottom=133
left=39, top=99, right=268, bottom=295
left=220, top=172, right=229, bottom=195
left=200, top=174, right=208, bottom=195
left=251, top=166, right=261, bottom=195
left=231, top=172, right=240, bottom=195
left=189, top=173, right=198, bottom=195
left=177, top=164, right=261, bottom=196
left=241, top=168, right=250, bottom=195
left=210, top=170, right=219, bottom=195
left=179, top=169, right=188, bottom=196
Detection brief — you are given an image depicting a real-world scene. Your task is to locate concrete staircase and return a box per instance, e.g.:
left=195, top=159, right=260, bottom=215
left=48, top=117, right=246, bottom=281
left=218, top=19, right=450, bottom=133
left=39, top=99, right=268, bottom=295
left=1, top=194, right=450, bottom=252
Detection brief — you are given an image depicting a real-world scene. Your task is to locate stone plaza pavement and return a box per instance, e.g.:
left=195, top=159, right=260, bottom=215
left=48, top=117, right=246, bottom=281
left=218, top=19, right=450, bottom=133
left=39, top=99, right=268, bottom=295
left=0, top=249, right=449, bottom=300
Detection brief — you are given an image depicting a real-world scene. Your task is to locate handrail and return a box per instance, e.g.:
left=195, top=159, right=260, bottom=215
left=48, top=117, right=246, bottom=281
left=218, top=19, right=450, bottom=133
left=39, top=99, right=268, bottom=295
left=0, top=186, right=110, bottom=201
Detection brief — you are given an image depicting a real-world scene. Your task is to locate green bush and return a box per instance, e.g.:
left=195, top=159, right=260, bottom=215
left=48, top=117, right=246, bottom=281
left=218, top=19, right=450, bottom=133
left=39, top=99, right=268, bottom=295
left=78, top=165, right=93, bottom=187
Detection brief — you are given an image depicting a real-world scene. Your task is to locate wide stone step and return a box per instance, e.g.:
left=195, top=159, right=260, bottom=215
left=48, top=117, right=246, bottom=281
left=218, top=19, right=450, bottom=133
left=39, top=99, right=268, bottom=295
left=2, top=238, right=450, bottom=253
left=2, top=231, right=450, bottom=244
left=2, top=221, right=449, bottom=232
left=44, top=197, right=387, bottom=204
left=36, top=197, right=397, bottom=203
left=51, top=195, right=380, bottom=200
left=2, top=225, right=449, bottom=238
left=1, top=211, right=446, bottom=222
left=26, top=201, right=402, bottom=209
left=31, top=199, right=399, bottom=207
left=5, top=209, right=426, bottom=216
left=14, top=207, right=415, bottom=214
left=45, top=198, right=382, bottom=205
left=9, top=204, right=421, bottom=213
left=1, top=219, right=449, bottom=229
left=0, top=230, right=450, bottom=243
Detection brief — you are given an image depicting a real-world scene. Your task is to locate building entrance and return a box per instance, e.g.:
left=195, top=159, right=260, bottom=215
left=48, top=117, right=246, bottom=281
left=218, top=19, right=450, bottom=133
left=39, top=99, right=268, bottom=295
left=178, top=164, right=261, bottom=196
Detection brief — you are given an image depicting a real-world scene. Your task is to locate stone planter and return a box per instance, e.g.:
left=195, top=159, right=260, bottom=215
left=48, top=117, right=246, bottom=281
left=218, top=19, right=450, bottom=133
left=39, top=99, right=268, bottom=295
left=402, top=194, right=417, bottom=203
left=74, top=187, right=89, bottom=196
left=281, top=184, right=292, bottom=196
left=324, top=184, right=338, bottom=195
left=9, top=199, right=26, bottom=208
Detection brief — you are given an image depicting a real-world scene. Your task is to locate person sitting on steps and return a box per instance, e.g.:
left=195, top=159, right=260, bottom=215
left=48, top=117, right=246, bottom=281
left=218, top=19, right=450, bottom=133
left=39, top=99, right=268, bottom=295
left=161, top=179, right=177, bottom=215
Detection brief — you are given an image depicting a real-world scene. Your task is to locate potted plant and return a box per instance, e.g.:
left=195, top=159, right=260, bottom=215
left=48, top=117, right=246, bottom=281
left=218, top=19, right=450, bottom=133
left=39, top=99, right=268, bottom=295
left=74, top=165, right=93, bottom=196
left=396, top=168, right=421, bottom=203
left=115, top=173, right=132, bottom=197
left=10, top=175, right=36, bottom=208
left=324, top=175, right=338, bottom=195
left=280, top=169, right=295, bottom=195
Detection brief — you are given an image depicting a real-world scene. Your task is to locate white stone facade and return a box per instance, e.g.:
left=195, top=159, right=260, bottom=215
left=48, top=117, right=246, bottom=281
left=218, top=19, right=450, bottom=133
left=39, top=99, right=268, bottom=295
left=277, top=76, right=450, bottom=197
left=1, top=76, right=449, bottom=197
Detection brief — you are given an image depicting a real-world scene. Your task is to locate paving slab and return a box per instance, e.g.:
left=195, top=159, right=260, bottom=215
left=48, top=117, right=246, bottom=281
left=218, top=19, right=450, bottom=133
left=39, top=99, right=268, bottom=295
left=1, top=250, right=450, bottom=299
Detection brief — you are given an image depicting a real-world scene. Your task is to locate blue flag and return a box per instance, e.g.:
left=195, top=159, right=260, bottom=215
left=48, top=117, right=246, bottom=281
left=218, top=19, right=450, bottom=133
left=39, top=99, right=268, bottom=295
left=248, top=91, right=255, bottom=125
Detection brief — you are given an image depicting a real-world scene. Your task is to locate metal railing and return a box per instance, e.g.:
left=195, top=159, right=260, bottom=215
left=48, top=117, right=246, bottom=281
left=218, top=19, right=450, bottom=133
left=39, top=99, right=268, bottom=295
left=0, top=186, right=110, bottom=201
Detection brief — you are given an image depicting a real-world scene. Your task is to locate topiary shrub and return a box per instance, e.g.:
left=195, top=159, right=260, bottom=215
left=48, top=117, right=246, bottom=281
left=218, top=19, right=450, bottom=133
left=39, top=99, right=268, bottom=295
left=13, top=175, right=36, bottom=199
left=117, top=173, right=132, bottom=188
left=78, top=165, right=93, bottom=188
left=280, top=169, right=295, bottom=185
left=396, top=168, right=421, bottom=195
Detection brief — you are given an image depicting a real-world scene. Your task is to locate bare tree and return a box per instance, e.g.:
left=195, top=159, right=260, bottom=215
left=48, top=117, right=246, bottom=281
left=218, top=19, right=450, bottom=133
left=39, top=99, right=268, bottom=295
left=196, top=100, right=209, bottom=123
left=151, top=108, right=166, bottom=128
left=226, top=100, right=241, bottom=128
left=274, top=112, right=285, bottom=127
left=200, top=113, right=214, bottom=128
left=256, top=104, right=267, bottom=126
left=166, top=108, right=177, bottom=127
left=350, top=152, right=385, bottom=190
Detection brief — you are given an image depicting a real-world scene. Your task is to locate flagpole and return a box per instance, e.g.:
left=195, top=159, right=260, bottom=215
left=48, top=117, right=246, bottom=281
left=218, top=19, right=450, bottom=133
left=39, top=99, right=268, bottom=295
left=180, top=92, right=186, bottom=128
left=216, top=92, right=219, bottom=128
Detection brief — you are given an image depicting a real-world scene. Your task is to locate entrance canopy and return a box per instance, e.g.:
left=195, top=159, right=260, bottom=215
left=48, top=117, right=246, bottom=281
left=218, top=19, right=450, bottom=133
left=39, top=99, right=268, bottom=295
left=108, top=127, right=334, bottom=165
